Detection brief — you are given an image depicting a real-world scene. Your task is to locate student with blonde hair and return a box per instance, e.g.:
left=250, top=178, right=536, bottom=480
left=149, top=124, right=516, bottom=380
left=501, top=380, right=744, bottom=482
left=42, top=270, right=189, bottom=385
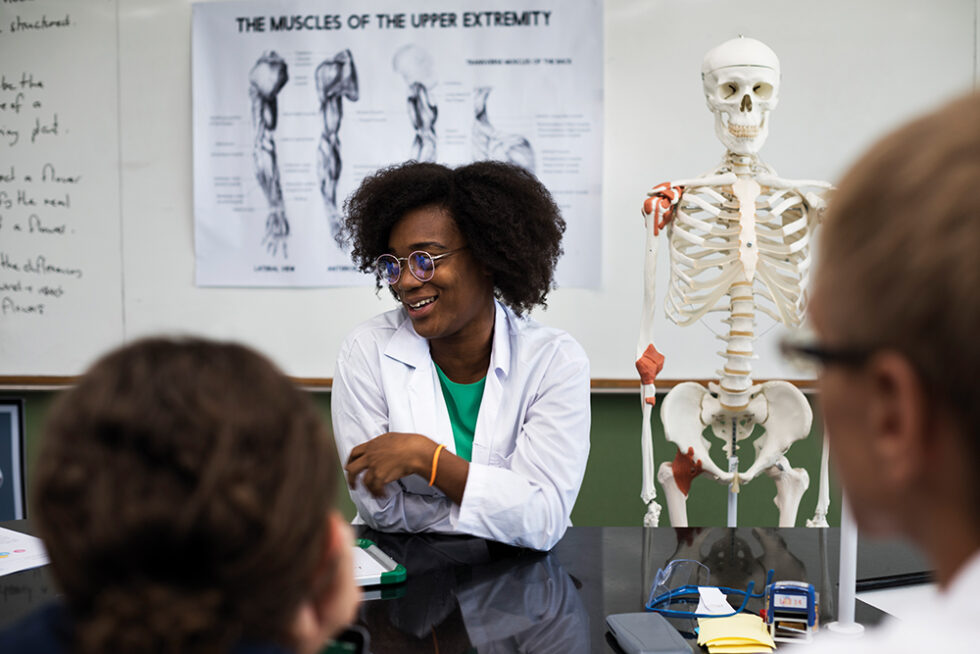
left=792, top=92, right=980, bottom=650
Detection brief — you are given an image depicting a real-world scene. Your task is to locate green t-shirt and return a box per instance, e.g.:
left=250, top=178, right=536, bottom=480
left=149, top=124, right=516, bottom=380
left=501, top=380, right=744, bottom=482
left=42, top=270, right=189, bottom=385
left=434, top=363, right=486, bottom=463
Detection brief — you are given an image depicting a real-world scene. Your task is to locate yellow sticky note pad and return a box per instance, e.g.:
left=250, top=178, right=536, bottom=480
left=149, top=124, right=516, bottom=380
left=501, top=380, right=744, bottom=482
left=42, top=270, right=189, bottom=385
left=708, top=638, right=769, bottom=647
left=705, top=646, right=773, bottom=654
left=697, top=613, right=776, bottom=650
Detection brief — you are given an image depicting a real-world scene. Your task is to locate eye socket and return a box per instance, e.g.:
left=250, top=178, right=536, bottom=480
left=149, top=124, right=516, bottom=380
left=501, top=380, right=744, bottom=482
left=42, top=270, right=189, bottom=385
left=720, top=82, right=738, bottom=99
left=753, top=83, right=774, bottom=100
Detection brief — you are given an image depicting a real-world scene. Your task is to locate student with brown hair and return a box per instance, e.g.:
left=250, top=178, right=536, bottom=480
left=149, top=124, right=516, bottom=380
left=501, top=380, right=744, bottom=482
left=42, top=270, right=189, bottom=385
left=0, top=337, right=359, bottom=653
left=794, top=92, right=980, bottom=650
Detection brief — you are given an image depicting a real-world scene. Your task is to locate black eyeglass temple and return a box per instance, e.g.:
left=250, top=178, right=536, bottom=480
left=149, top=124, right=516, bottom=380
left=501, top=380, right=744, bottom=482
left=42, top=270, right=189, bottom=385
left=782, top=342, right=872, bottom=366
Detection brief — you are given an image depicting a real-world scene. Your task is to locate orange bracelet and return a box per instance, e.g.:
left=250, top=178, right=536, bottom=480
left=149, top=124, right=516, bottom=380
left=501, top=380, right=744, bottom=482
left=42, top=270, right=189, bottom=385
left=428, top=444, right=446, bottom=486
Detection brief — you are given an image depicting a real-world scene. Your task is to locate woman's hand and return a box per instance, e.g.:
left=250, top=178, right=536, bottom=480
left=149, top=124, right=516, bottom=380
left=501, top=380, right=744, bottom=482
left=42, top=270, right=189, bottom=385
left=345, top=433, right=438, bottom=497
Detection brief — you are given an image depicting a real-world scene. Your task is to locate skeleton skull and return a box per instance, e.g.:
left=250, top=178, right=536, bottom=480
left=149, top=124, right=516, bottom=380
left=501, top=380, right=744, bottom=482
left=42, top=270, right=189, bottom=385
left=702, top=37, right=780, bottom=155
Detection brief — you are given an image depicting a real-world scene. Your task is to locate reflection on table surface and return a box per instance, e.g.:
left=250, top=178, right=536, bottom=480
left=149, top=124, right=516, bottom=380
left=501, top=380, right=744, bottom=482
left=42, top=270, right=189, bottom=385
left=357, top=529, right=589, bottom=653
left=0, top=522, right=931, bottom=653
left=354, top=526, right=929, bottom=653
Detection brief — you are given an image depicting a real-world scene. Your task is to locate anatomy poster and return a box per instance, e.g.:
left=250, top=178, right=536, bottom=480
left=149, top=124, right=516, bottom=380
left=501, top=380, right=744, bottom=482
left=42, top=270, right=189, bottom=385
left=192, top=0, right=603, bottom=287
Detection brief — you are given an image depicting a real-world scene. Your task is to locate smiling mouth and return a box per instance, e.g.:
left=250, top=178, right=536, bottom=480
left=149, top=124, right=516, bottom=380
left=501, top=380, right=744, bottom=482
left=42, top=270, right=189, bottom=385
left=407, top=296, right=437, bottom=310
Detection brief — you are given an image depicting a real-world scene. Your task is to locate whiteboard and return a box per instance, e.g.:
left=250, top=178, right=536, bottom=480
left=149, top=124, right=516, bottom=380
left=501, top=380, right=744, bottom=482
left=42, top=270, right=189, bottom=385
left=1, top=0, right=977, bottom=381
left=0, top=0, right=124, bottom=376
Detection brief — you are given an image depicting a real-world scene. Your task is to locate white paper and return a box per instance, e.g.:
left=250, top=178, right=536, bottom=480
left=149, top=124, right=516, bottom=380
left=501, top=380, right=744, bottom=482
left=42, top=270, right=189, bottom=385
left=0, top=526, right=49, bottom=577
left=353, top=544, right=390, bottom=585
left=696, top=586, right=734, bottom=616
left=192, top=0, right=603, bottom=288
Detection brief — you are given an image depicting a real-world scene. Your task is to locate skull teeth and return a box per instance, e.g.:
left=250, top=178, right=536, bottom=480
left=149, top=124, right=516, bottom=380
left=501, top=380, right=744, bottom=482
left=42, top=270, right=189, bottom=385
left=409, top=297, right=436, bottom=309
left=727, top=123, right=760, bottom=138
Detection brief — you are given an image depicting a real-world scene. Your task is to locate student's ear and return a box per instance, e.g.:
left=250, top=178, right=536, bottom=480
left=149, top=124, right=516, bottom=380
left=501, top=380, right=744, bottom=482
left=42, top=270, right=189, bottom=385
left=292, top=512, right=361, bottom=654
left=865, top=351, right=929, bottom=490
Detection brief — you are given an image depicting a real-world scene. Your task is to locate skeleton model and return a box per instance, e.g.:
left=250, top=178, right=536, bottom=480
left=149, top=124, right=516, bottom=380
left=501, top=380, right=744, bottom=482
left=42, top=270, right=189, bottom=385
left=316, top=49, right=359, bottom=241
left=636, top=37, right=832, bottom=528
left=249, top=51, right=289, bottom=257
left=393, top=45, right=438, bottom=162
left=472, top=87, right=536, bottom=172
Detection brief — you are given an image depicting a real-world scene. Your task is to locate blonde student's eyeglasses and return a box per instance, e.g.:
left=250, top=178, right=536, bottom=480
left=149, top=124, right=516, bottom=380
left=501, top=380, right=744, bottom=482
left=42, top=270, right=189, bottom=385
left=779, top=331, right=873, bottom=374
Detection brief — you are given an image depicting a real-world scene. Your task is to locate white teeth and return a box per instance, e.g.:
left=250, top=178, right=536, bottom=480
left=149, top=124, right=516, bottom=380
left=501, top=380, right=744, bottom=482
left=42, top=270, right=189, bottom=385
left=728, top=123, right=760, bottom=138
left=409, top=297, right=436, bottom=309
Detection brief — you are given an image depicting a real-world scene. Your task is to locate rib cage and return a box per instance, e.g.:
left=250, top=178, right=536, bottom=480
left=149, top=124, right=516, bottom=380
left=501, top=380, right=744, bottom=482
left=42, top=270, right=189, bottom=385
left=665, top=171, right=815, bottom=330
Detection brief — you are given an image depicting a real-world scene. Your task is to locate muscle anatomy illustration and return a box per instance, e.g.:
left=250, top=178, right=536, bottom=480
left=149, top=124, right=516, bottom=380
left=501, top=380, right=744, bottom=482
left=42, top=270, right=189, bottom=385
left=472, top=87, right=535, bottom=172
left=316, top=49, right=359, bottom=240
left=249, top=51, right=290, bottom=257
left=393, top=44, right=438, bottom=162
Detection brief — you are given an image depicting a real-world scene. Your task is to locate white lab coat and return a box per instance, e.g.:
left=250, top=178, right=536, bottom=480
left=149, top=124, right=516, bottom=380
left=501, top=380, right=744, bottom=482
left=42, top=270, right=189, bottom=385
left=332, top=300, right=590, bottom=551
left=802, top=549, right=980, bottom=653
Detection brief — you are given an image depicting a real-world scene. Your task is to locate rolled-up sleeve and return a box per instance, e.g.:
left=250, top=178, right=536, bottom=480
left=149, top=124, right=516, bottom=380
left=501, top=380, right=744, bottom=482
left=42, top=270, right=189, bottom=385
left=333, top=335, right=410, bottom=530
left=333, top=328, right=457, bottom=532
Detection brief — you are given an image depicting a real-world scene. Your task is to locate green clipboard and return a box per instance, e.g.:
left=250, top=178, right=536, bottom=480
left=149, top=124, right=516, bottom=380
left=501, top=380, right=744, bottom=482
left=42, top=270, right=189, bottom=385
left=353, top=538, right=407, bottom=587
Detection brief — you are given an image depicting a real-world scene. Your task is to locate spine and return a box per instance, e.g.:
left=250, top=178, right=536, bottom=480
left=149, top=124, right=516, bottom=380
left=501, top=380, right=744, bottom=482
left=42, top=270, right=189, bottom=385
left=718, top=281, right=755, bottom=410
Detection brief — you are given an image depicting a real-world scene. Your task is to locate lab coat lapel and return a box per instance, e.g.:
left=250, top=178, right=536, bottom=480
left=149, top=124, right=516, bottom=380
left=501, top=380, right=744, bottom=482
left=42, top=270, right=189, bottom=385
left=383, top=313, right=452, bottom=451
left=472, top=301, right=511, bottom=465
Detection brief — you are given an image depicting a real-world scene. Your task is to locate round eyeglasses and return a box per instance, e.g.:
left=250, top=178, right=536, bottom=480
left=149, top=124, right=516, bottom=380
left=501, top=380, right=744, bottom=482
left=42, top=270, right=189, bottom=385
left=374, top=248, right=466, bottom=285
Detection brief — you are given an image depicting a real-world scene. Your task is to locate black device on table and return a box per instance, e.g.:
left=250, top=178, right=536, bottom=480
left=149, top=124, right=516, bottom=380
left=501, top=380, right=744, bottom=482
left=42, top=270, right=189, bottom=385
left=323, top=626, right=369, bottom=654
left=606, top=612, right=690, bottom=654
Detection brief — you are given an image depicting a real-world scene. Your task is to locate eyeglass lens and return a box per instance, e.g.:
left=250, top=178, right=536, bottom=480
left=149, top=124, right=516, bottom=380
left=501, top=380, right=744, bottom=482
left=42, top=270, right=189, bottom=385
left=410, top=252, right=435, bottom=279
left=376, top=255, right=399, bottom=284
left=375, top=251, right=437, bottom=285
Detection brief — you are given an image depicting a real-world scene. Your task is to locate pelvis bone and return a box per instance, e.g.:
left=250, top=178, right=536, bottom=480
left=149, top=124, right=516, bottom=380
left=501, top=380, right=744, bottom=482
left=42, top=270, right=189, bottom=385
left=657, top=380, right=811, bottom=527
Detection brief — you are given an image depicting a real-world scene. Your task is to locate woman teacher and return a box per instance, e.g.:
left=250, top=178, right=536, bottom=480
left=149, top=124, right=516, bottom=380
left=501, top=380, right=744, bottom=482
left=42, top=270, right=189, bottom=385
left=333, top=161, right=590, bottom=551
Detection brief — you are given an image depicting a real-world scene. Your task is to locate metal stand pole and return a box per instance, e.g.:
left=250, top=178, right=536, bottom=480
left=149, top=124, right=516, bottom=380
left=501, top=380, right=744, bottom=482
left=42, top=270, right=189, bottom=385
left=826, top=495, right=865, bottom=635
left=727, top=419, right=738, bottom=527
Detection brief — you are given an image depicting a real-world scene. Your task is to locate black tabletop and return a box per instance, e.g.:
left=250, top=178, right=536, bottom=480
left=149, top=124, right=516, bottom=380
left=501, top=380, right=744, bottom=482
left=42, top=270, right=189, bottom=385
left=0, top=521, right=931, bottom=653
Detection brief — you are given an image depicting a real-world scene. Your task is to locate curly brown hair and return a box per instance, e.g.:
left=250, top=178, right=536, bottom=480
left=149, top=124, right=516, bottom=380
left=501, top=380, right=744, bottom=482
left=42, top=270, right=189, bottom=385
left=33, top=337, right=337, bottom=654
left=340, top=160, right=566, bottom=316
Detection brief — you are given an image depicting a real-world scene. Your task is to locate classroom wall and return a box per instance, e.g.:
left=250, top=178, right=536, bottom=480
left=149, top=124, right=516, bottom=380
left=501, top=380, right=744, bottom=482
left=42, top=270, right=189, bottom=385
left=3, top=0, right=976, bottom=383
left=16, top=389, right=840, bottom=528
